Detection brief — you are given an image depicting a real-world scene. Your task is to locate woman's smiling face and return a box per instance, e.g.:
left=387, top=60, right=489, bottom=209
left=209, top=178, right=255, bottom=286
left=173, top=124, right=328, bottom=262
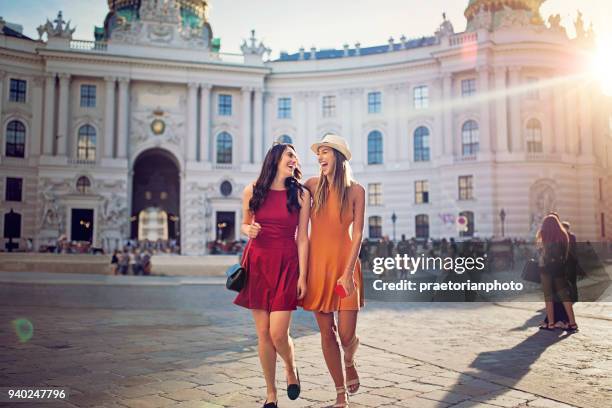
left=277, top=145, right=298, bottom=178
left=316, top=146, right=336, bottom=176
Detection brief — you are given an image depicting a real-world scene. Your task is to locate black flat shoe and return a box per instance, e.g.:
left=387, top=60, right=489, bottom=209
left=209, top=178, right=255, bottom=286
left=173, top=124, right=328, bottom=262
left=263, top=400, right=278, bottom=408
left=287, top=367, right=301, bottom=400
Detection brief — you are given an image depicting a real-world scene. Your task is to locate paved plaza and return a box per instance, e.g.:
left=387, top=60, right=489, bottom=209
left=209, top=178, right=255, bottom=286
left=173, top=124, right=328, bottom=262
left=0, top=273, right=611, bottom=408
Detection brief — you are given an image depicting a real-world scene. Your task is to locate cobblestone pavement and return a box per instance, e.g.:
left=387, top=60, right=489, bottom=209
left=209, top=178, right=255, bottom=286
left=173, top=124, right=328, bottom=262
left=0, top=279, right=610, bottom=408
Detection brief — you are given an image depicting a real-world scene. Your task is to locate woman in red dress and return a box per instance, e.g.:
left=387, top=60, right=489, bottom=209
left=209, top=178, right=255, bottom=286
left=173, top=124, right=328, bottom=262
left=234, top=143, right=310, bottom=408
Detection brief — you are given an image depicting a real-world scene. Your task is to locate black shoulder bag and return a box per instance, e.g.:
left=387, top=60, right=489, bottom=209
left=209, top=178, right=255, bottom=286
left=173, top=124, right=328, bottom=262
left=225, top=241, right=252, bottom=292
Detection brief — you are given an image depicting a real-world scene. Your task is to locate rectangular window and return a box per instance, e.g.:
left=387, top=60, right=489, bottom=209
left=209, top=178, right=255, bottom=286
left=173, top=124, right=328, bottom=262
left=527, top=77, right=539, bottom=100
left=368, top=91, right=381, bottom=114
left=458, top=175, right=473, bottom=200
left=368, top=183, right=383, bottom=206
left=413, top=85, right=429, bottom=109
left=277, top=97, right=292, bottom=119
left=80, top=84, right=97, bottom=107
left=322, top=95, right=336, bottom=117
left=5, top=177, right=23, bottom=202
left=600, top=178, right=604, bottom=201
left=601, top=213, right=606, bottom=238
left=9, top=79, right=27, bottom=103
left=218, top=94, right=232, bottom=116
left=415, top=180, right=429, bottom=204
left=461, top=78, right=476, bottom=97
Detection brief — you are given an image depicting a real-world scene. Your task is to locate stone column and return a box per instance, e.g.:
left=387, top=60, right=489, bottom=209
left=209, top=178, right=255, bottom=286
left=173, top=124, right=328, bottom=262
left=296, top=92, right=307, bottom=161
left=442, top=73, right=453, bottom=156
left=306, top=92, right=319, bottom=166
left=579, top=86, right=593, bottom=156
left=253, top=88, right=264, bottom=163
left=103, top=76, right=116, bottom=158
left=43, top=73, right=56, bottom=155
left=565, top=83, right=579, bottom=155
left=477, top=66, right=492, bottom=155
left=241, top=87, right=252, bottom=164
left=431, top=79, right=443, bottom=160
left=386, top=84, right=398, bottom=163
left=199, top=83, right=211, bottom=162
left=552, top=80, right=566, bottom=155
left=0, top=71, right=5, bottom=124
left=351, top=89, right=364, bottom=165
left=186, top=82, right=198, bottom=162
left=56, top=73, right=71, bottom=156
left=494, top=67, right=509, bottom=154
left=507, top=66, right=522, bottom=153
left=30, top=76, right=44, bottom=157
left=117, top=77, right=130, bottom=159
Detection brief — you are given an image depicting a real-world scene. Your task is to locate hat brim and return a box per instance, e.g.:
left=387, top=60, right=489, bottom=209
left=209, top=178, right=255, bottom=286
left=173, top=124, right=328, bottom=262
left=310, top=142, right=352, bottom=161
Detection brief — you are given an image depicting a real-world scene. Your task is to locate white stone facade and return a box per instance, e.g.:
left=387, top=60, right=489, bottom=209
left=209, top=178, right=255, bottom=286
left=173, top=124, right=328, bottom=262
left=0, top=1, right=611, bottom=254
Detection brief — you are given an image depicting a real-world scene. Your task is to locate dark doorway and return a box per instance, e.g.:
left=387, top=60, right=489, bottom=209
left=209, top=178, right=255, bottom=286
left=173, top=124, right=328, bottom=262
left=131, top=149, right=180, bottom=250
left=216, top=211, right=235, bottom=242
left=71, top=209, right=94, bottom=242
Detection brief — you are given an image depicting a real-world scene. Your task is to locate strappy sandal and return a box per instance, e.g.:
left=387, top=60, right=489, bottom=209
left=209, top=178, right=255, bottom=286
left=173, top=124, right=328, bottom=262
left=331, top=385, right=349, bottom=408
left=263, top=400, right=278, bottom=408
left=342, top=337, right=360, bottom=394
left=566, top=323, right=579, bottom=333
left=538, top=322, right=555, bottom=331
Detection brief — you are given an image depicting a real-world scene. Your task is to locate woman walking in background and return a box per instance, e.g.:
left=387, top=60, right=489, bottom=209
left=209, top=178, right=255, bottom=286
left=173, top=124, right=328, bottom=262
left=301, top=134, right=365, bottom=408
left=537, top=214, right=579, bottom=332
left=233, top=143, right=310, bottom=408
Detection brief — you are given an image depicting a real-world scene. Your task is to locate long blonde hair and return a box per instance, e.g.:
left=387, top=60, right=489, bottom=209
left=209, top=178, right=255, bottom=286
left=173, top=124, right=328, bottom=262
left=312, top=148, right=353, bottom=220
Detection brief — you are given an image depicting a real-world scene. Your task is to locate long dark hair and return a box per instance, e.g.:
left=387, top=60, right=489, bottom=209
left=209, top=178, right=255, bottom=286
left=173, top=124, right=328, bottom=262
left=249, top=144, right=304, bottom=214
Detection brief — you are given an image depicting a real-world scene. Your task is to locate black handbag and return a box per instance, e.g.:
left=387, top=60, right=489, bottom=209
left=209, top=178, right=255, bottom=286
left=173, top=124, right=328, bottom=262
left=226, top=241, right=251, bottom=292
left=521, top=258, right=542, bottom=283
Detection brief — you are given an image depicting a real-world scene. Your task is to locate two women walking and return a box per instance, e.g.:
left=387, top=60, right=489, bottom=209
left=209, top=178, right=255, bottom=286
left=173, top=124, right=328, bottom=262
left=234, top=134, right=364, bottom=408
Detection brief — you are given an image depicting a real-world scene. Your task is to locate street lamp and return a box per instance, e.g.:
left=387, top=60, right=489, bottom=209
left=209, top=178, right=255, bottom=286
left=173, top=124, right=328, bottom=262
left=391, top=212, right=397, bottom=242
left=499, top=208, right=506, bottom=238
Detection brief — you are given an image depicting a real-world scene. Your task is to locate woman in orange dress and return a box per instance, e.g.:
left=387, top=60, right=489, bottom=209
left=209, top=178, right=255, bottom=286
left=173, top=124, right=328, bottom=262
left=301, top=134, right=365, bottom=408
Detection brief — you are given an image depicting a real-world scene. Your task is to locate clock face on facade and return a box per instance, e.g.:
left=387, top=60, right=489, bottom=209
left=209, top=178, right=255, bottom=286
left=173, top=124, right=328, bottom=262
left=151, top=118, right=166, bottom=135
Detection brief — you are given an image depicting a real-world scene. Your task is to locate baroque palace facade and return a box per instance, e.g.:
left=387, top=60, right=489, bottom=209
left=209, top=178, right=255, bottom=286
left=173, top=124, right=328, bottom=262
left=0, top=0, right=610, bottom=254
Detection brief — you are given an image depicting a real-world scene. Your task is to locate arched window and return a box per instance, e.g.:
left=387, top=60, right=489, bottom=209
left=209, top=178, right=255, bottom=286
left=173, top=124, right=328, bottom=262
left=526, top=118, right=543, bottom=153
left=76, top=176, right=91, bottom=194
left=368, top=216, right=382, bottom=239
left=461, top=120, right=479, bottom=156
left=367, top=130, right=383, bottom=165
left=278, top=134, right=292, bottom=144
left=77, top=124, right=96, bottom=160
left=216, top=132, right=233, bottom=164
left=413, top=126, right=430, bottom=162
left=5, top=120, right=26, bottom=158
left=415, top=214, right=429, bottom=239
left=459, top=210, right=475, bottom=237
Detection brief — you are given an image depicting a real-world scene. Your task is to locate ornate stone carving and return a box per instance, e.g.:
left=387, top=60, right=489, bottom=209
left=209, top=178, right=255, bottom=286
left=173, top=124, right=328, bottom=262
left=241, top=30, right=271, bottom=58
left=37, top=11, right=75, bottom=40
left=110, top=0, right=211, bottom=49
left=101, top=193, right=128, bottom=229
left=529, top=181, right=557, bottom=234
left=435, top=13, right=455, bottom=38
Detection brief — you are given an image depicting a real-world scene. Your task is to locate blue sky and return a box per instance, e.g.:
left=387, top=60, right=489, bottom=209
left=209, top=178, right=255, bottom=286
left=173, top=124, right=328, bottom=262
left=0, top=0, right=609, bottom=57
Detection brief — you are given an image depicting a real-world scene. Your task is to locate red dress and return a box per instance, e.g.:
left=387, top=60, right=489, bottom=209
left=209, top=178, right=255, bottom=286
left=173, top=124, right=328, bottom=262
left=234, top=189, right=299, bottom=312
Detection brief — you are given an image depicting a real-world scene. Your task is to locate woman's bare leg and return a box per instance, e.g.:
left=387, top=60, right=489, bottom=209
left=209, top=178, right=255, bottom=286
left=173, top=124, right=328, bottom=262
left=269, top=311, right=297, bottom=385
left=252, top=310, right=278, bottom=403
left=314, top=312, right=346, bottom=405
left=338, top=310, right=359, bottom=393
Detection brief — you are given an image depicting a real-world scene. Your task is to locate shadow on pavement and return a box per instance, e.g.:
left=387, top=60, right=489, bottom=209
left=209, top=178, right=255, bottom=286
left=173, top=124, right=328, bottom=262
left=437, top=316, right=572, bottom=408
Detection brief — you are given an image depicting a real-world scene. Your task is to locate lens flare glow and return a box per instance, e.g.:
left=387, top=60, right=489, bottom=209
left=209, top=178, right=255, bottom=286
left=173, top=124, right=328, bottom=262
left=11, top=318, right=34, bottom=343
left=592, top=36, right=612, bottom=96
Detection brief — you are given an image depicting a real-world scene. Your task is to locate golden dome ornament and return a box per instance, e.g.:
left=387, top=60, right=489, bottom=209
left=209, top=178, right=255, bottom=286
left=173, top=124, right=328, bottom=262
left=151, top=118, right=166, bottom=135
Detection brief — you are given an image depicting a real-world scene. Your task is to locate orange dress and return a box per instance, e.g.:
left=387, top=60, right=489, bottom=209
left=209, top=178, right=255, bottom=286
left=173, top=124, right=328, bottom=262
left=301, top=187, right=364, bottom=313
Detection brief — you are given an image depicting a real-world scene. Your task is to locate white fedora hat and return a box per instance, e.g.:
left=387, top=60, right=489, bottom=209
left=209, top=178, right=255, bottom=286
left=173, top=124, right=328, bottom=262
left=311, top=133, right=352, bottom=161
